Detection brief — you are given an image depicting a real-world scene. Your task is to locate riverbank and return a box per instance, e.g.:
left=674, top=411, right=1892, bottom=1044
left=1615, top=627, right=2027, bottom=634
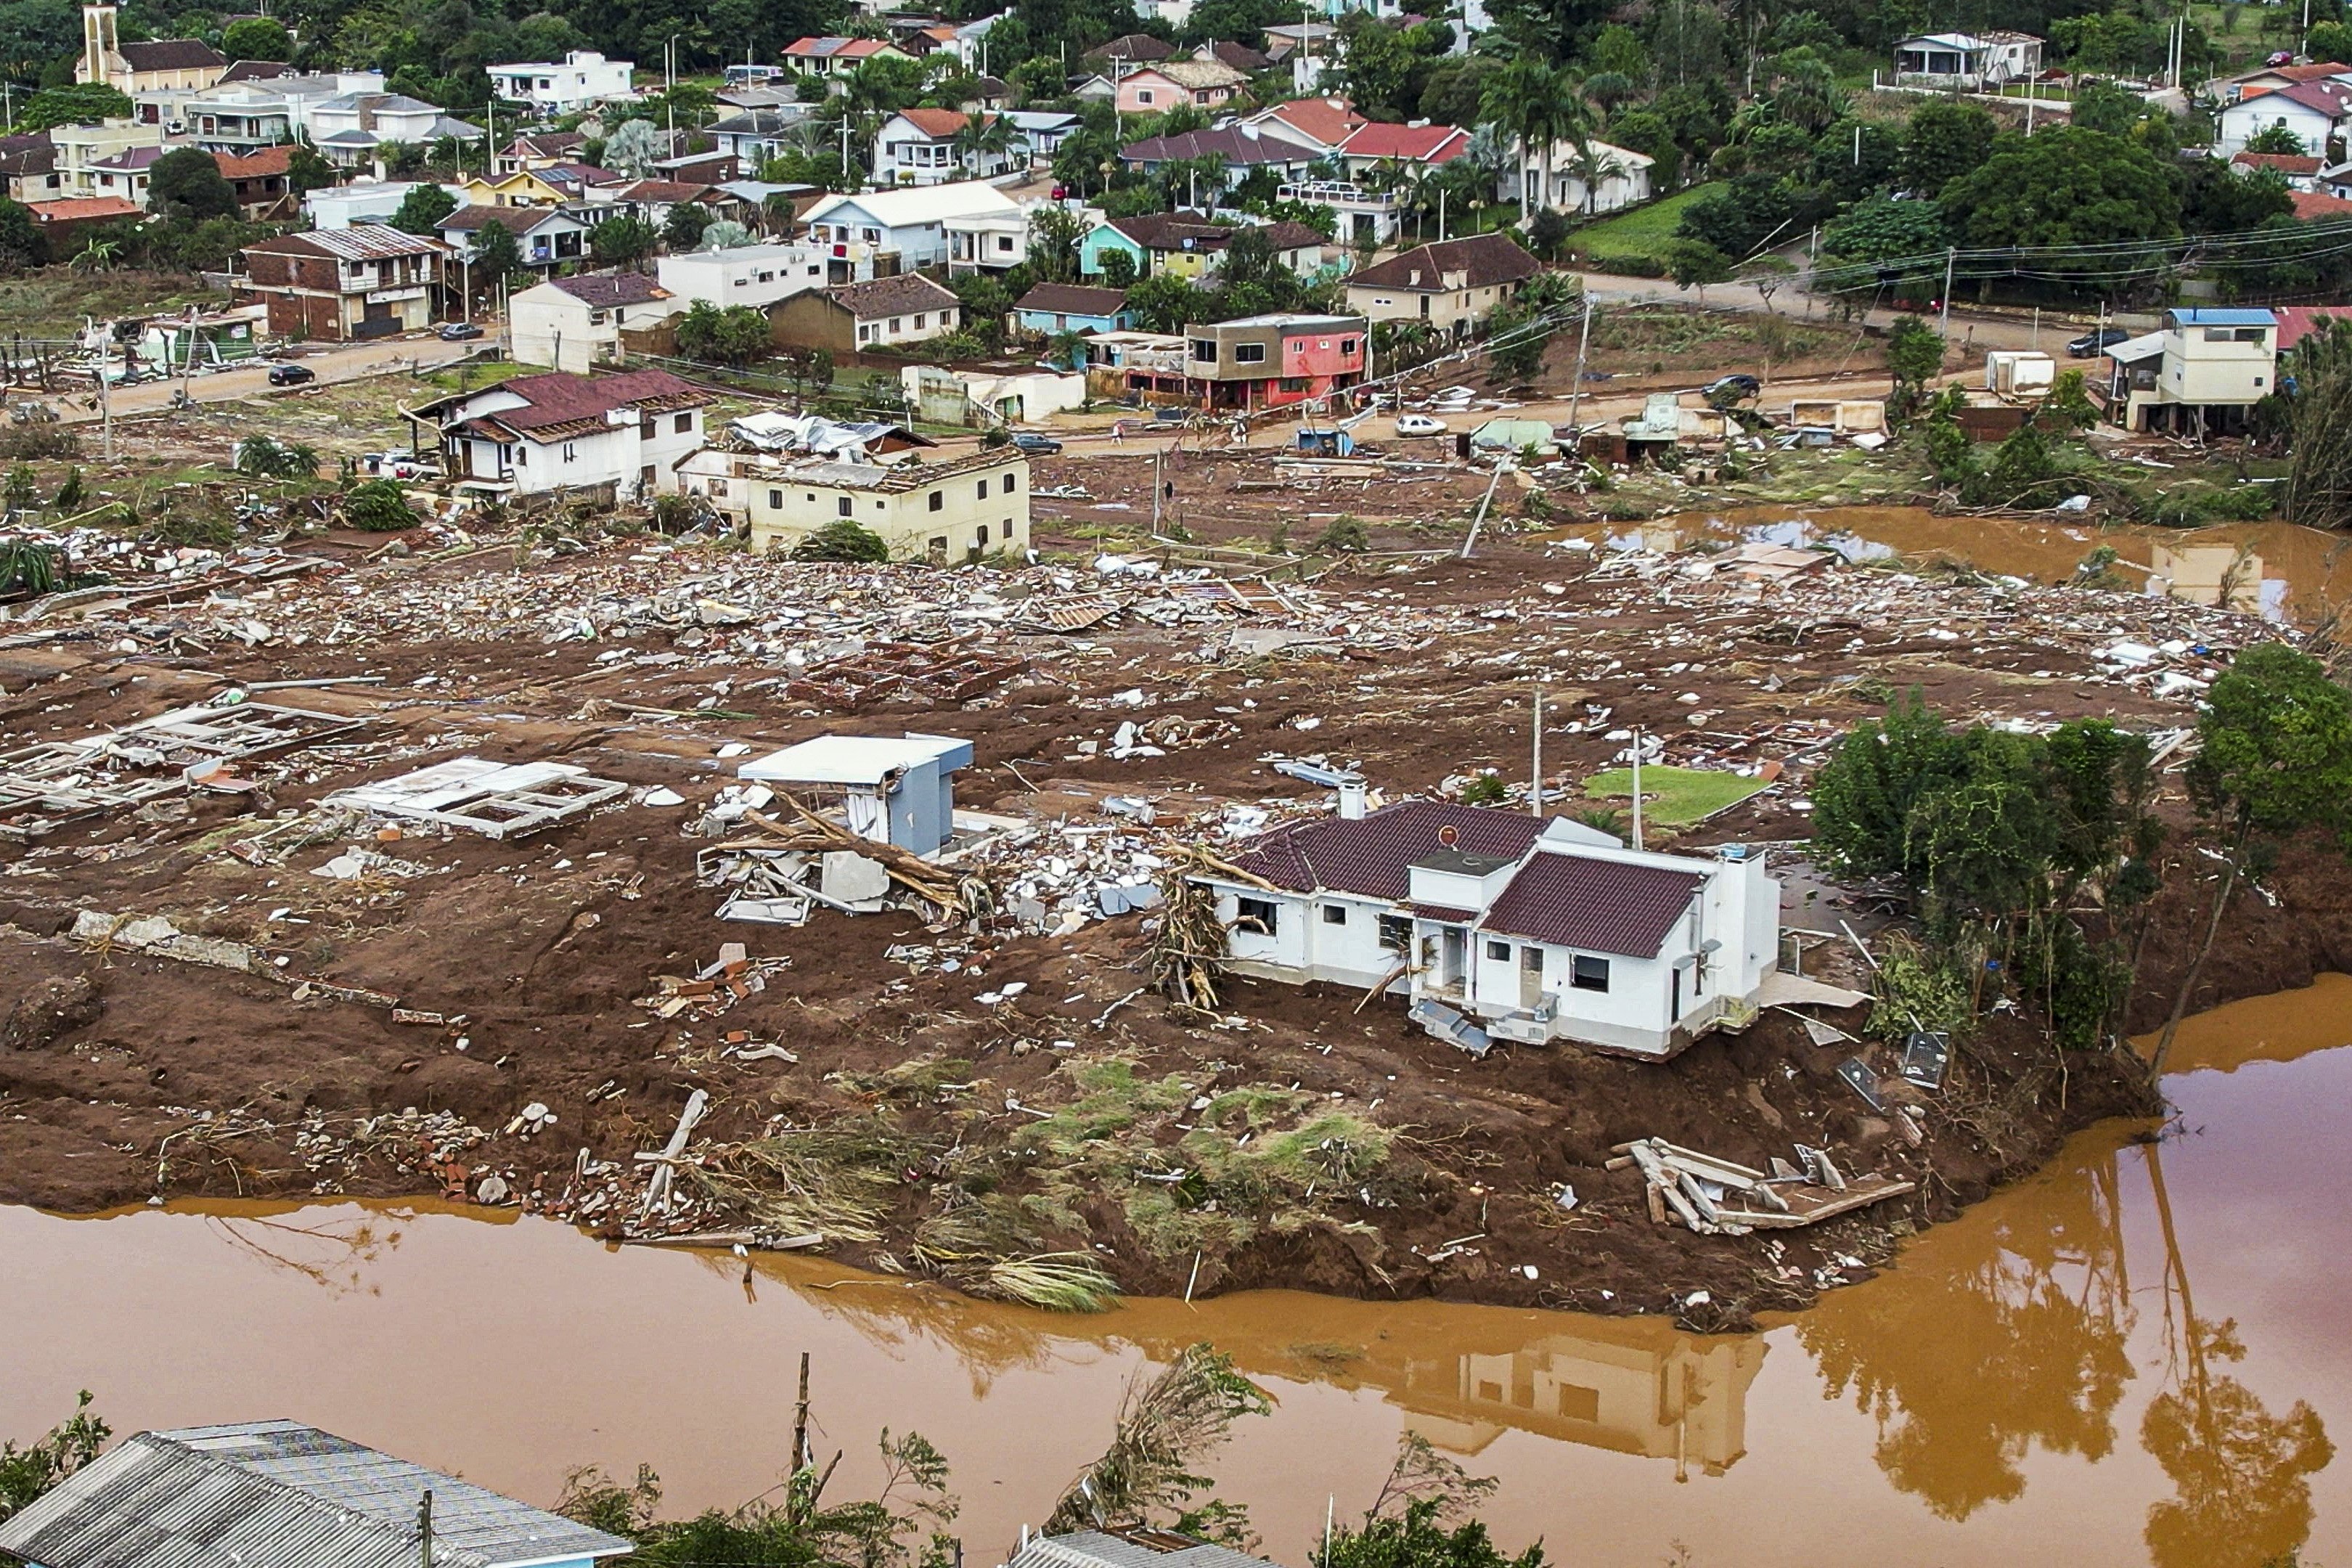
left=0, top=500, right=2322, bottom=1320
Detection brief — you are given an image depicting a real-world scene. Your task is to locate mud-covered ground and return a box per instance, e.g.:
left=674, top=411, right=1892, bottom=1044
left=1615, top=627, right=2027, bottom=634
left=0, top=446, right=2324, bottom=1323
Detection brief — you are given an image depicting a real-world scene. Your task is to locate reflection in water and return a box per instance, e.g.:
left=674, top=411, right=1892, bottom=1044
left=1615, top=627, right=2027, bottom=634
left=1795, top=1143, right=2135, bottom=1519
left=13, top=981, right=2352, bottom=1563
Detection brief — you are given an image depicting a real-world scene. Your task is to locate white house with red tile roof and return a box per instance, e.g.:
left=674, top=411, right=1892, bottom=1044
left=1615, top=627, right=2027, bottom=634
left=784, top=36, right=914, bottom=83
left=417, top=368, right=712, bottom=500
left=2218, top=78, right=2352, bottom=157
left=1191, top=799, right=1781, bottom=1058
left=1244, top=95, right=1365, bottom=153
left=873, top=107, right=1015, bottom=185
left=1331, top=120, right=1471, bottom=178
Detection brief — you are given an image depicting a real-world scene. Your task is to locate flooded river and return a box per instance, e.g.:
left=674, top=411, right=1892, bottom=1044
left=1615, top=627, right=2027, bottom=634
left=1565, top=504, right=2352, bottom=627
left=10, top=977, right=2352, bottom=1567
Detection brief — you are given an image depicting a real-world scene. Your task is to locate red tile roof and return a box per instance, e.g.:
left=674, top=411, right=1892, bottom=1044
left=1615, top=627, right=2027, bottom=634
left=2269, top=79, right=2352, bottom=115
left=28, top=196, right=142, bottom=223
left=1257, top=96, right=1363, bottom=148
left=2292, top=189, right=2352, bottom=219
left=1349, top=233, right=1541, bottom=292
left=2274, top=305, right=2352, bottom=350
left=1477, top=849, right=1704, bottom=959
left=1336, top=121, right=1471, bottom=164
left=215, top=145, right=293, bottom=178
left=894, top=107, right=969, bottom=138
left=493, top=369, right=710, bottom=430
left=1230, top=801, right=1551, bottom=899
left=2231, top=150, right=2322, bottom=173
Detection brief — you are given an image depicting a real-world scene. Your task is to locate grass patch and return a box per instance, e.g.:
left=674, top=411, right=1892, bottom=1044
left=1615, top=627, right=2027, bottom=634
left=1581, top=764, right=1768, bottom=827
left=423, top=358, right=527, bottom=393
left=1567, top=184, right=1725, bottom=275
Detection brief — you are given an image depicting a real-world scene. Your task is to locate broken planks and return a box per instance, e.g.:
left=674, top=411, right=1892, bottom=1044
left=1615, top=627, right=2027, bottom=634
left=1611, top=1138, right=1915, bottom=1236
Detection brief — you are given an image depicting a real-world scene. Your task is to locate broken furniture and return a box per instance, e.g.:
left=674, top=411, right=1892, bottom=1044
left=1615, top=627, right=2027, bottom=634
left=0, top=699, right=359, bottom=837
left=736, top=732, right=972, bottom=859
left=328, top=756, right=627, bottom=839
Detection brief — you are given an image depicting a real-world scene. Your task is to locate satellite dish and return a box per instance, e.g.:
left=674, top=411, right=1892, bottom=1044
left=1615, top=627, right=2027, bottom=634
left=1438, top=824, right=1459, bottom=846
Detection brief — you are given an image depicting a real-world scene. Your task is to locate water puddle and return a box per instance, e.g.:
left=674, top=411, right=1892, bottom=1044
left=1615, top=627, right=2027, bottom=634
left=9, top=976, right=2352, bottom=1565
left=1556, top=504, right=2352, bottom=627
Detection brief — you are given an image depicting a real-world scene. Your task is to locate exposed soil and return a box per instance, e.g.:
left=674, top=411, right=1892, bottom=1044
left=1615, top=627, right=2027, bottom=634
left=0, top=440, right=2326, bottom=1325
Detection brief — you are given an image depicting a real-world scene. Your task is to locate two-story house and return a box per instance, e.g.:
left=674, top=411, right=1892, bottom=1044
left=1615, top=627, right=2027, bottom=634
left=743, top=448, right=1029, bottom=560
left=309, top=91, right=483, bottom=168
left=0, top=134, right=60, bottom=203
left=486, top=51, right=636, bottom=114
left=422, top=367, right=711, bottom=499
left=1344, top=234, right=1544, bottom=337
left=657, top=240, right=827, bottom=309
left=510, top=271, right=682, bottom=371
left=801, top=180, right=1025, bottom=280
left=50, top=118, right=161, bottom=197
left=2217, top=77, right=2352, bottom=158
left=438, top=203, right=591, bottom=278
left=1181, top=310, right=1365, bottom=410
left=1115, top=59, right=1248, bottom=114
left=709, top=107, right=810, bottom=169
left=238, top=224, right=449, bottom=340
left=2099, top=307, right=2279, bottom=436
left=873, top=108, right=1016, bottom=184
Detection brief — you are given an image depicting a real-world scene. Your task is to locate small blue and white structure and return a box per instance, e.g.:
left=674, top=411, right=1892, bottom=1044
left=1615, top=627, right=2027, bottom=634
left=0, top=1419, right=633, bottom=1568
left=739, top=732, right=973, bottom=859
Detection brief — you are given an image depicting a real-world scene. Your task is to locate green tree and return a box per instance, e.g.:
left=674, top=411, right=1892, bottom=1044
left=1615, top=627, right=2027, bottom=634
left=2308, top=17, right=2352, bottom=60
left=2286, top=317, right=2352, bottom=529
left=1096, top=247, right=1138, bottom=290
left=1482, top=267, right=1578, bottom=383
left=1662, top=235, right=1731, bottom=297
left=344, top=479, right=417, bottom=532
left=663, top=201, right=711, bottom=250
left=1123, top=271, right=1206, bottom=333
left=591, top=213, right=658, bottom=266
left=789, top=518, right=890, bottom=561
left=147, top=146, right=237, bottom=222
left=0, top=1392, right=109, bottom=1524
left=221, top=16, right=293, bottom=60
left=1820, top=194, right=1947, bottom=270
left=0, top=196, right=44, bottom=269
left=1045, top=1345, right=1270, bottom=1536
left=1885, top=311, right=1945, bottom=417
left=2243, top=123, right=2311, bottom=156
left=673, top=299, right=772, bottom=364
left=17, top=82, right=128, bottom=131
left=470, top=219, right=523, bottom=283
left=2152, top=645, right=2352, bottom=1071
left=1899, top=99, right=1996, bottom=198
left=390, top=182, right=457, bottom=235
left=285, top=142, right=338, bottom=196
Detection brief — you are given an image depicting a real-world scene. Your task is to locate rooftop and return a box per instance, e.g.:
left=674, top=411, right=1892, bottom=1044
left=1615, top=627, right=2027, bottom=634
left=830, top=272, right=962, bottom=318
left=546, top=271, right=670, bottom=306
left=1229, top=801, right=1554, bottom=899
left=1478, top=846, right=1705, bottom=958
left=0, top=1420, right=632, bottom=1568
left=117, top=38, right=228, bottom=70
left=739, top=732, right=973, bottom=785
left=804, top=179, right=1021, bottom=227
left=1347, top=232, right=1542, bottom=292
left=1334, top=121, right=1471, bottom=163
left=246, top=224, right=447, bottom=259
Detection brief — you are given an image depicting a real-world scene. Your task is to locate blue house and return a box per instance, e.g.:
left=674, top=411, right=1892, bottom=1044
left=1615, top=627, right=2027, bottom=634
left=0, top=1421, right=634, bottom=1568
left=1016, top=282, right=1135, bottom=336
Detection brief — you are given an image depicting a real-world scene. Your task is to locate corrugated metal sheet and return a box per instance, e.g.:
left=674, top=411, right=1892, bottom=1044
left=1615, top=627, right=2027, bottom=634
left=1006, top=1532, right=1276, bottom=1568
left=0, top=1422, right=629, bottom=1568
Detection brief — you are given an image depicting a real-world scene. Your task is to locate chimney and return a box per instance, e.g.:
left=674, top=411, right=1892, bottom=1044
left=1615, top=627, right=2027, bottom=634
left=1337, top=777, right=1367, bottom=820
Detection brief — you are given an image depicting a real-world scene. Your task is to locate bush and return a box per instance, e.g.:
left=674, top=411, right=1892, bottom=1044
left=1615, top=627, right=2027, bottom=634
left=1460, top=772, right=1508, bottom=804
left=1314, top=515, right=1369, bottom=552
left=789, top=519, right=889, bottom=563
left=233, top=436, right=319, bottom=479
left=0, top=426, right=78, bottom=460
left=343, top=479, right=416, bottom=533
left=158, top=510, right=235, bottom=550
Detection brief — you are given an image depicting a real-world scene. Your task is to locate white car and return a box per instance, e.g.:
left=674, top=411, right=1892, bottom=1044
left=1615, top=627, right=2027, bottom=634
left=1395, top=413, right=1449, bottom=437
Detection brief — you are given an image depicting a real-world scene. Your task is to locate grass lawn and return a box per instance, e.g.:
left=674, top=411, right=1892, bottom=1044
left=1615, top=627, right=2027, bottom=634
left=1567, top=184, right=1724, bottom=274
left=1580, top=764, right=1768, bottom=827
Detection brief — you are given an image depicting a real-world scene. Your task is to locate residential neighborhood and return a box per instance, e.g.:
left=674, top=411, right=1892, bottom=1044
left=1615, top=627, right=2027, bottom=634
left=8, top=0, right=2352, bottom=1559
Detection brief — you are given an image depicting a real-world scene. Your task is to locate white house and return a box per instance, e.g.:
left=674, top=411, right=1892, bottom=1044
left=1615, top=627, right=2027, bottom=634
left=2216, top=78, right=2352, bottom=158
left=658, top=241, right=827, bottom=309
left=421, top=367, right=713, bottom=501
left=510, top=272, right=682, bottom=372
left=1191, top=799, right=1781, bottom=1060
left=873, top=108, right=1010, bottom=186
left=1890, top=30, right=2043, bottom=89
left=802, top=180, right=1026, bottom=279
left=487, top=51, right=637, bottom=114
left=1513, top=138, right=1654, bottom=215
left=308, top=90, right=481, bottom=168
left=305, top=179, right=446, bottom=229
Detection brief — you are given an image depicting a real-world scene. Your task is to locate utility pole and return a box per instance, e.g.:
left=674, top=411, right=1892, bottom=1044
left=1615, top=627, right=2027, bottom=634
left=97, top=332, right=111, bottom=461
left=1530, top=685, right=1543, bottom=816
left=418, top=1491, right=434, bottom=1568
left=1150, top=443, right=1163, bottom=534
left=1630, top=728, right=1644, bottom=850
left=1564, top=294, right=1594, bottom=438
left=1939, top=245, right=1956, bottom=363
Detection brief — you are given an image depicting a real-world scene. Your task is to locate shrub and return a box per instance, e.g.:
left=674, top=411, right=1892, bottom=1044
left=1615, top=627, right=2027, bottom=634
left=158, top=510, right=234, bottom=550
left=1460, top=772, right=1508, bottom=805
left=233, top=436, right=319, bottom=479
left=789, top=519, right=890, bottom=563
left=0, top=538, right=58, bottom=592
left=1314, top=515, right=1369, bottom=552
left=343, top=479, right=416, bottom=533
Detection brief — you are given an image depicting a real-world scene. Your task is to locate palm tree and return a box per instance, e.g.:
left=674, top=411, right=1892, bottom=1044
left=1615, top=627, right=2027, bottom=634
left=952, top=112, right=1016, bottom=177
left=1480, top=55, right=1564, bottom=216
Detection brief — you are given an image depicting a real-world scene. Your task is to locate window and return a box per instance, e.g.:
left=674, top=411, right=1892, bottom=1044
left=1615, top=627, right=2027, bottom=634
left=976, top=478, right=990, bottom=498
left=1322, top=904, right=1348, bottom=926
left=1571, top=955, right=1610, bottom=992
left=674, top=412, right=692, bottom=433
left=1236, top=896, right=1279, bottom=933
left=914, top=313, right=926, bottom=329
left=1137, top=88, right=1156, bottom=104
left=768, top=488, right=783, bottom=508
left=1340, top=338, right=1357, bottom=355
left=889, top=317, right=902, bottom=332
left=1004, top=471, right=1018, bottom=491
left=1376, top=913, right=1412, bottom=951
left=561, top=441, right=576, bottom=462
left=859, top=324, right=876, bottom=343
left=1234, top=342, right=1266, bottom=364
left=1486, top=940, right=1511, bottom=961
left=977, top=523, right=989, bottom=544
left=836, top=496, right=853, bottom=517
left=928, top=489, right=943, bottom=511
left=997, top=236, right=1014, bottom=253
left=1189, top=338, right=1218, bottom=362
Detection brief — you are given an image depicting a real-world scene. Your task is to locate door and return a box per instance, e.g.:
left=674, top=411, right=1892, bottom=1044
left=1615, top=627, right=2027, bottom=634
left=1670, top=965, right=1682, bottom=1020
left=1519, top=946, right=1543, bottom=1009
left=1440, top=927, right=1465, bottom=992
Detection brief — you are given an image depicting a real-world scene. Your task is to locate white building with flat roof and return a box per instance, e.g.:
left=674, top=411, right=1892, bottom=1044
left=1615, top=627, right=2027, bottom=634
left=657, top=241, right=828, bottom=309
left=487, top=51, right=636, bottom=113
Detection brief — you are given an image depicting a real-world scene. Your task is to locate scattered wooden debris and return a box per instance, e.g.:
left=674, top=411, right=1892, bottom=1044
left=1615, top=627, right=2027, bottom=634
left=1612, top=1137, right=1914, bottom=1236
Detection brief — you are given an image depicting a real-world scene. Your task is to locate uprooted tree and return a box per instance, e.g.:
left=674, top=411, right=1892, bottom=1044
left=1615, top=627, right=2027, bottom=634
left=1045, top=1344, right=1272, bottom=1548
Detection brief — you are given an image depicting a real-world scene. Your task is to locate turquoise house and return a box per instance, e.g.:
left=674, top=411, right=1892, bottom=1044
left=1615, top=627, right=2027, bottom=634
left=1078, top=219, right=1151, bottom=280
left=1017, top=282, right=1135, bottom=335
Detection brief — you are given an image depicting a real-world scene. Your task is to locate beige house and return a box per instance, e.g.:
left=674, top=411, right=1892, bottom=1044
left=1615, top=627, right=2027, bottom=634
left=52, top=118, right=163, bottom=197
left=746, top=449, right=1029, bottom=562
left=2099, top=307, right=2278, bottom=435
left=1343, top=233, right=1545, bottom=338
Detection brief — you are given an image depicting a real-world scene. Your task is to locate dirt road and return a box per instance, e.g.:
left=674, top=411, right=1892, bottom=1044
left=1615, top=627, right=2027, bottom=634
left=38, top=333, right=497, bottom=425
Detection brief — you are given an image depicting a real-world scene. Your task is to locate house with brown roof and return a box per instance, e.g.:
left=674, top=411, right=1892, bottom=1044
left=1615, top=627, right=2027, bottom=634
left=783, top=35, right=915, bottom=86
left=415, top=367, right=713, bottom=500
left=510, top=271, right=682, bottom=372
left=1116, top=60, right=1248, bottom=115
left=772, top=272, right=962, bottom=354
left=214, top=144, right=295, bottom=219
left=0, top=134, right=60, bottom=203
left=1344, top=234, right=1544, bottom=336
left=873, top=107, right=1013, bottom=186
left=1191, top=798, right=1782, bottom=1058
left=236, top=224, right=448, bottom=340
left=1080, top=34, right=1175, bottom=66
left=436, top=203, right=592, bottom=278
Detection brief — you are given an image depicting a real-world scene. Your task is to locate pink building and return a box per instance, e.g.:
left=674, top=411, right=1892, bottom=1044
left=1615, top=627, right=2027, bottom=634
left=1183, top=311, right=1366, bottom=410
left=1115, top=59, right=1247, bottom=115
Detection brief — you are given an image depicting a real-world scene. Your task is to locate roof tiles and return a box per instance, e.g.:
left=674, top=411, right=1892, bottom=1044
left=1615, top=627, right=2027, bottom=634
left=1477, top=849, right=1703, bottom=959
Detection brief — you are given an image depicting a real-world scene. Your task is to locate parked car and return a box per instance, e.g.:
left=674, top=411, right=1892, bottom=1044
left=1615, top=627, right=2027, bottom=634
left=1704, top=373, right=1762, bottom=402
left=266, top=363, right=315, bottom=387
left=1394, top=412, right=1448, bottom=436
left=437, top=321, right=484, bottom=340
left=2066, top=326, right=2131, bottom=358
left=1149, top=404, right=1188, bottom=423
left=1008, top=432, right=1061, bottom=454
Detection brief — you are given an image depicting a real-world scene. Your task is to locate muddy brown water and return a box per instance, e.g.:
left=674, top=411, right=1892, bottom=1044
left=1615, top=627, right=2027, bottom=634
left=1559, top=504, right=2352, bottom=627
left=9, top=976, right=2352, bottom=1567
